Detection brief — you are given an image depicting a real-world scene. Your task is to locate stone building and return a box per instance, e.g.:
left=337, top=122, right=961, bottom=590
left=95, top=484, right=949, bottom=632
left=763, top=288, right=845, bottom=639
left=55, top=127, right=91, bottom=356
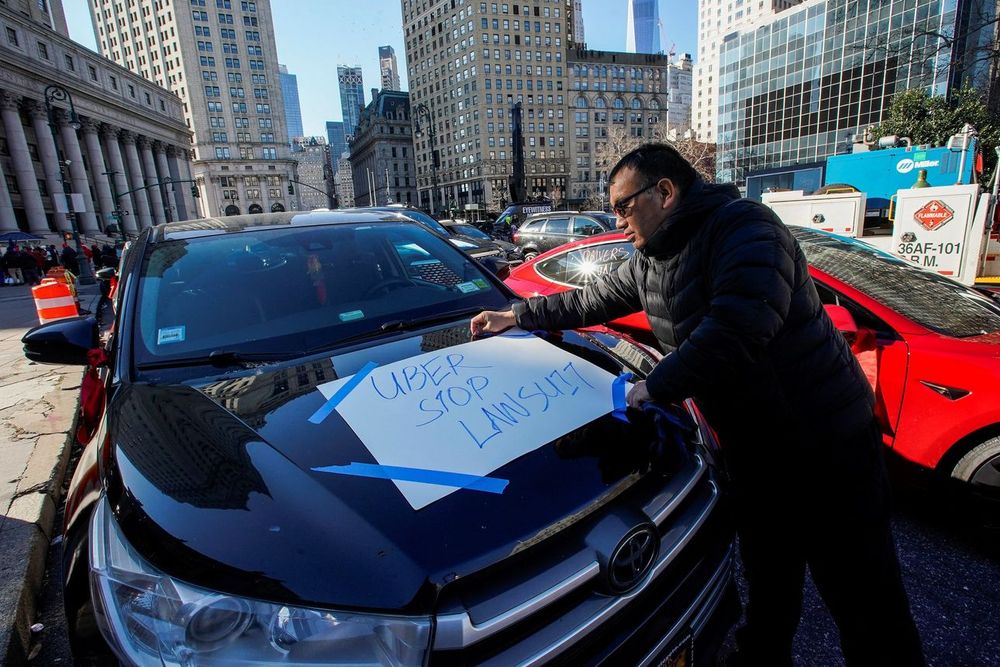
left=87, top=0, right=298, bottom=217
left=334, top=154, right=354, bottom=207
left=0, top=0, right=194, bottom=237
left=349, top=89, right=417, bottom=207
left=291, top=136, right=332, bottom=210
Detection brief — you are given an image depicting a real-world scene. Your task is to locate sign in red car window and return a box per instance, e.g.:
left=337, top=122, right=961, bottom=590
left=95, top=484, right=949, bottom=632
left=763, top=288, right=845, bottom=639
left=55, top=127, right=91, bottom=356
left=913, top=200, right=955, bottom=231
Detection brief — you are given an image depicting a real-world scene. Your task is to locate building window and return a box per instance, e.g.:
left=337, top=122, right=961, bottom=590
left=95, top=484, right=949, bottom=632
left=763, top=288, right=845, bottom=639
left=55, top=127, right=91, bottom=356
left=215, top=147, right=231, bottom=159
left=109, top=76, right=118, bottom=90
left=262, top=147, right=277, bottom=159
left=5, top=27, right=18, bottom=47
left=87, top=64, right=98, bottom=80
left=64, top=54, right=75, bottom=71
left=37, top=41, right=49, bottom=59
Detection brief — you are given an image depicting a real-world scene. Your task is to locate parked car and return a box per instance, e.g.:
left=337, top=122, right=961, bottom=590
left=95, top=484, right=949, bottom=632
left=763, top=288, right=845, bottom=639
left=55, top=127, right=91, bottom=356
left=25, top=210, right=738, bottom=666
left=438, top=218, right=524, bottom=264
left=582, top=210, right=619, bottom=228
left=505, top=227, right=1000, bottom=499
left=514, top=212, right=614, bottom=261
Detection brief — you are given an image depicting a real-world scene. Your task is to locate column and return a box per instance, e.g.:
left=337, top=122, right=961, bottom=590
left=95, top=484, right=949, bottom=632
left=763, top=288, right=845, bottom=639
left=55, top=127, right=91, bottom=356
left=138, top=136, right=166, bottom=225
left=165, top=145, right=189, bottom=221
left=180, top=149, right=200, bottom=218
left=0, top=157, right=18, bottom=232
left=155, top=142, right=182, bottom=222
left=0, top=91, right=49, bottom=234
left=81, top=119, right=115, bottom=229
left=101, top=124, right=137, bottom=234
left=120, top=130, right=153, bottom=230
left=55, top=109, right=99, bottom=233
left=25, top=99, right=70, bottom=232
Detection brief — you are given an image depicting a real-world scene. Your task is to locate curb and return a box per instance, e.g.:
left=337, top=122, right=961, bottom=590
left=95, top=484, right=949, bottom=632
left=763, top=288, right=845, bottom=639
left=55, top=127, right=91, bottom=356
left=0, top=286, right=100, bottom=666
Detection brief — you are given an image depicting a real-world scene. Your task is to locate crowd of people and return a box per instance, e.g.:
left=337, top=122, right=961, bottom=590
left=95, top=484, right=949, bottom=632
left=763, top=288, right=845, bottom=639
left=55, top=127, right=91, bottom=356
left=1, top=241, right=119, bottom=286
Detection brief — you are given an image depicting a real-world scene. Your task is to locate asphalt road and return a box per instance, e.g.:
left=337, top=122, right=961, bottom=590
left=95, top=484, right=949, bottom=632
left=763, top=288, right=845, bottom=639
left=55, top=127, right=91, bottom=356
left=27, top=466, right=1000, bottom=666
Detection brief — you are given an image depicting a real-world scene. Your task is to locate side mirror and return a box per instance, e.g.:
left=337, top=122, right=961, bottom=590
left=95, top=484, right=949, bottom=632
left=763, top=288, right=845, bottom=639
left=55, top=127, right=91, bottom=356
left=22, top=316, right=100, bottom=365
left=478, top=256, right=510, bottom=280
left=824, top=304, right=858, bottom=336
left=95, top=267, right=117, bottom=281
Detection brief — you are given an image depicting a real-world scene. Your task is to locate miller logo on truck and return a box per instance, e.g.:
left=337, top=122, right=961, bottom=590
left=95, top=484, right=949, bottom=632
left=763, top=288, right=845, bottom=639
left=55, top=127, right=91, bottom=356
left=913, top=200, right=955, bottom=231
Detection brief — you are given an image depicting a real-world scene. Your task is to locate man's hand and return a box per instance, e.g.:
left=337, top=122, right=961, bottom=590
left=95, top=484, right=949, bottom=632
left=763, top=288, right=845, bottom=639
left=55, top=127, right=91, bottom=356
left=470, top=309, right=517, bottom=336
left=626, top=380, right=652, bottom=408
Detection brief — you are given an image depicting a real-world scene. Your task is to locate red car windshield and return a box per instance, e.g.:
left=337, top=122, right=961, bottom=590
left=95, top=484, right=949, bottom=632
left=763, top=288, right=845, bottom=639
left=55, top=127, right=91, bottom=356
left=792, top=228, right=1000, bottom=338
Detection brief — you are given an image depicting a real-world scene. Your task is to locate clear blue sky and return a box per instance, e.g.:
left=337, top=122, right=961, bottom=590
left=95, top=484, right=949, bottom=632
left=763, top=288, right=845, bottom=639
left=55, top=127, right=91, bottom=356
left=61, top=0, right=697, bottom=137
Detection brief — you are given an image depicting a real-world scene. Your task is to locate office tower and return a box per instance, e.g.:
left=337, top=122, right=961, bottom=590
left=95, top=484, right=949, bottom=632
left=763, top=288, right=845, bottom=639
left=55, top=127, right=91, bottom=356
left=338, top=65, right=365, bottom=140
left=401, top=0, right=572, bottom=215
left=290, top=136, right=330, bottom=209
left=349, top=90, right=417, bottom=207
left=279, top=64, right=304, bottom=143
left=379, top=46, right=401, bottom=91
left=625, top=0, right=660, bottom=54
left=87, top=0, right=295, bottom=216
left=0, top=0, right=194, bottom=236
left=572, top=0, right=585, bottom=44
left=715, top=0, right=988, bottom=187
left=325, top=120, right=347, bottom=174
left=693, top=0, right=803, bottom=142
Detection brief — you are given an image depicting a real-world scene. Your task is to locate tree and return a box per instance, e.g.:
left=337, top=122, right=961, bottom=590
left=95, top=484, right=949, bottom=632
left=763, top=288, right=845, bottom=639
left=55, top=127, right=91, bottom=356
left=592, top=125, right=718, bottom=187
left=872, top=86, right=998, bottom=186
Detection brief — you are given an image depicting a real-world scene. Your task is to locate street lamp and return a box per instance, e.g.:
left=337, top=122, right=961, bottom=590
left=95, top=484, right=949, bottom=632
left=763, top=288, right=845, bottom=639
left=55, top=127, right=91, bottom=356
left=413, top=102, right=440, bottom=215
left=44, top=84, right=94, bottom=284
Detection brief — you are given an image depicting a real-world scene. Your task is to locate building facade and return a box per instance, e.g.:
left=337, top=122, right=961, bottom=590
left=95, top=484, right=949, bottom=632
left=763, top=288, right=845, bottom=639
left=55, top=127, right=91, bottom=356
left=279, top=64, right=303, bottom=142
left=716, top=0, right=988, bottom=185
left=325, top=119, right=346, bottom=174
left=626, top=0, right=660, bottom=54
left=334, top=153, right=354, bottom=207
left=349, top=89, right=417, bottom=207
left=567, top=49, right=692, bottom=205
left=693, top=0, right=802, bottom=142
left=88, top=0, right=297, bottom=217
left=402, top=0, right=574, bottom=215
left=338, top=65, right=365, bottom=140
left=291, top=136, right=332, bottom=209
left=0, top=1, right=194, bottom=237
left=378, top=45, right=401, bottom=91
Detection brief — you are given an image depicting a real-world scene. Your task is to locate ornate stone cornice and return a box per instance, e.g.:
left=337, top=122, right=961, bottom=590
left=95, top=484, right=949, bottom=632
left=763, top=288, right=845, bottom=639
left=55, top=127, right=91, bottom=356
left=152, top=140, right=168, bottom=154
left=100, top=122, right=119, bottom=141
left=119, top=130, right=137, bottom=145
left=136, top=135, right=152, bottom=150
left=165, top=144, right=178, bottom=158
left=80, top=118, right=101, bottom=134
left=0, top=90, right=22, bottom=112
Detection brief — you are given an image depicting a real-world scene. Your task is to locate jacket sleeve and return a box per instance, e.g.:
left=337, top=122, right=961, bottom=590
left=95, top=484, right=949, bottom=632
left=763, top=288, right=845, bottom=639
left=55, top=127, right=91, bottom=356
left=644, top=215, right=796, bottom=403
left=512, top=254, right=643, bottom=331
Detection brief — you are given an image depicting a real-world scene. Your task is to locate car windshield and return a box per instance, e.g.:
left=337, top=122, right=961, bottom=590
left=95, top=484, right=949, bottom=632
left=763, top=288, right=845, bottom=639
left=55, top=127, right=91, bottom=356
left=792, top=228, right=1000, bottom=337
left=393, top=208, right=450, bottom=236
left=133, top=222, right=508, bottom=365
left=452, top=224, right=491, bottom=240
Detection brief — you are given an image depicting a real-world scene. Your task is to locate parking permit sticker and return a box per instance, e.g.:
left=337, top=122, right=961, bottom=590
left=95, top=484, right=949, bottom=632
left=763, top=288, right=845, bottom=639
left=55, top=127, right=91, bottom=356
left=157, top=326, right=186, bottom=345
left=338, top=310, right=365, bottom=322
left=312, top=333, right=618, bottom=510
left=455, top=281, right=480, bottom=294
left=472, top=278, right=488, bottom=289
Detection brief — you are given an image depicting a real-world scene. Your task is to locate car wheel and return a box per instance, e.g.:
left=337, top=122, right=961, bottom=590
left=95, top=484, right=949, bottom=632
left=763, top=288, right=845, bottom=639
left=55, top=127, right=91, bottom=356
left=951, top=436, right=1000, bottom=497
left=523, top=250, right=538, bottom=261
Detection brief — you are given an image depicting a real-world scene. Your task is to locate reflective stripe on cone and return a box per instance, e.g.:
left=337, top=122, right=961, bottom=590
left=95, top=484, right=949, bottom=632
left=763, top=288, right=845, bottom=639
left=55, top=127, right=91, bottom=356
left=32, top=279, right=79, bottom=324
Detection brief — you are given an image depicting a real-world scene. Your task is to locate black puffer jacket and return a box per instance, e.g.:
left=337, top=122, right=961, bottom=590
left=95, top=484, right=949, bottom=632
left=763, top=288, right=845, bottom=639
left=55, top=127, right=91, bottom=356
left=512, top=180, right=874, bottom=453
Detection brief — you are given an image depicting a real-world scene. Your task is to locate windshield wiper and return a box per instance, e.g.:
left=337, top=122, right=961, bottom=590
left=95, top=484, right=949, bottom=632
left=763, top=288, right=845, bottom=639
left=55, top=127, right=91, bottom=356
left=378, top=306, right=489, bottom=333
left=137, top=349, right=301, bottom=370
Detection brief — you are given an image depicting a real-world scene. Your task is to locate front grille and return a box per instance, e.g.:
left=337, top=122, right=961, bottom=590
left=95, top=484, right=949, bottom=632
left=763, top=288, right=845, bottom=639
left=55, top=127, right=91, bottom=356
left=431, top=452, right=732, bottom=666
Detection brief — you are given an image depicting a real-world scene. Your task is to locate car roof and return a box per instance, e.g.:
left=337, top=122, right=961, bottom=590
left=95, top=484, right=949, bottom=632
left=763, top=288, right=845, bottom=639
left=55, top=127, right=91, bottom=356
left=150, top=209, right=416, bottom=242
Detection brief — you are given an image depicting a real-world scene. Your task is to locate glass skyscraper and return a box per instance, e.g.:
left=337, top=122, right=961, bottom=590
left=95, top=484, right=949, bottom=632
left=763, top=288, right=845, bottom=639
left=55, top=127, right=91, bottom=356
left=626, top=0, right=661, bottom=54
left=716, top=0, right=986, bottom=186
left=279, top=65, right=304, bottom=143
left=326, top=121, right=347, bottom=174
left=338, top=65, right=366, bottom=141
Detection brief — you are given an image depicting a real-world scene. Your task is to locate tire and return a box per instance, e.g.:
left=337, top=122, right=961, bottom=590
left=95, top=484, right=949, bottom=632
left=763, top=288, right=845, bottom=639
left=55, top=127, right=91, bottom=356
left=950, top=435, right=1000, bottom=497
left=523, top=250, right=538, bottom=262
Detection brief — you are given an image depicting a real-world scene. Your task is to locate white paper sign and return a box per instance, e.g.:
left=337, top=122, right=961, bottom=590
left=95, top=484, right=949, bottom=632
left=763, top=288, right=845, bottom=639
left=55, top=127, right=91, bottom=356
left=317, top=333, right=618, bottom=509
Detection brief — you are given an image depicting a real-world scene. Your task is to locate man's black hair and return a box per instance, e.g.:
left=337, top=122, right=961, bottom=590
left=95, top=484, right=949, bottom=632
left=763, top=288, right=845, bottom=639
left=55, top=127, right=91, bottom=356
left=608, top=143, right=699, bottom=195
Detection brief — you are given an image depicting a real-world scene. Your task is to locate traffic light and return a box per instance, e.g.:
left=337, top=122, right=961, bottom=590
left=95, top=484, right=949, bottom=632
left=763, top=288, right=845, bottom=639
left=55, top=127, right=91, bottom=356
left=287, top=183, right=294, bottom=195
left=190, top=185, right=199, bottom=198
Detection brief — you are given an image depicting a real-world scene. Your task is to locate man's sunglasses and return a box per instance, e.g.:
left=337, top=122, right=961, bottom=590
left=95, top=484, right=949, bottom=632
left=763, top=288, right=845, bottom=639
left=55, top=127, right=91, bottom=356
left=611, top=182, right=657, bottom=217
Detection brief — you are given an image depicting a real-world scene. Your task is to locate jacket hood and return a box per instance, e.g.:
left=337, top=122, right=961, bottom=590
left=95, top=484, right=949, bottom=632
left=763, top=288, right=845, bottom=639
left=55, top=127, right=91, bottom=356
left=642, top=179, right=741, bottom=258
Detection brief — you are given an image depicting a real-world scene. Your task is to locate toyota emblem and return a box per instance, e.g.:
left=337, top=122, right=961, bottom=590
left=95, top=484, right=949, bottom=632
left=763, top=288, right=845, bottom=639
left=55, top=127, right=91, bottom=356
left=607, top=525, right=659, bottom=592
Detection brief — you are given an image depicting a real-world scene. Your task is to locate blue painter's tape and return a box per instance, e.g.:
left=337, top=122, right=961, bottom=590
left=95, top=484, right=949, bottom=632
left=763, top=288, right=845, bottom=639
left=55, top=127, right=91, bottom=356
left=308, top=361, right=379, bottom=424
left=611, top=372, right=634, bottom=422
left=312, top=462, right=509, bottom=494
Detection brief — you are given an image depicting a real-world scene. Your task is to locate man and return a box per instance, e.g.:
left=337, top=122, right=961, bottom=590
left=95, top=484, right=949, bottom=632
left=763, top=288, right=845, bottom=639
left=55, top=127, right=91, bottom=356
left=470, top=144, right=923, bottom=666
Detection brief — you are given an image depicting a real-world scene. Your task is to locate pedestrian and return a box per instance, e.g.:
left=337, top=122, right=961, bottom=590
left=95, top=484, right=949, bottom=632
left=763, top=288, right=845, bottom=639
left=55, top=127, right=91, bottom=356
left=90, top=244, right=103, bottom=269
left=0, top=245, right=15, bottom=285
left=17, top=245, right=40, bottom=285
left=60, top=243, right=80, bottom=275
left=470, top=143, right=924, bottom=666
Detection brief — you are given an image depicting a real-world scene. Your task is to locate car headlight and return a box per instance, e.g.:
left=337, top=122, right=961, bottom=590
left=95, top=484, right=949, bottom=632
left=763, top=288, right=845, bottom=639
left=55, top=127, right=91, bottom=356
left=89, top=497, right=431, bottom=665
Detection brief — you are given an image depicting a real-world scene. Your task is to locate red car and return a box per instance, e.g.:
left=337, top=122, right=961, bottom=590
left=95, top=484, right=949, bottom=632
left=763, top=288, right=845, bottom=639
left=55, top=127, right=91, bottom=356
left=505, top=228, right=1000, bottom=498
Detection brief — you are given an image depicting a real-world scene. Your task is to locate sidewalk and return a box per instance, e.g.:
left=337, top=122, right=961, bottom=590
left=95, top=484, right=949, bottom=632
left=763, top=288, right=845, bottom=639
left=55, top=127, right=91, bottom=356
left=0, top=281, right=101, bottom=665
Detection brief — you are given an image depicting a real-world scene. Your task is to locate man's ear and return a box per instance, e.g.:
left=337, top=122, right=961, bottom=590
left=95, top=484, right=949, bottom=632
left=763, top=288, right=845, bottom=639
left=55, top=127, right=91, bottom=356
left=656, top=177, right=678, bottom=211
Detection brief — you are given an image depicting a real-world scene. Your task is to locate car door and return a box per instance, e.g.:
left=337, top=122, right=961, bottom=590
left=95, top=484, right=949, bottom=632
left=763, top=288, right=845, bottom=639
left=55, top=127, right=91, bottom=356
left=571, top=215, right=607, bottom=242
left=540, top=216, right=571, bottom=252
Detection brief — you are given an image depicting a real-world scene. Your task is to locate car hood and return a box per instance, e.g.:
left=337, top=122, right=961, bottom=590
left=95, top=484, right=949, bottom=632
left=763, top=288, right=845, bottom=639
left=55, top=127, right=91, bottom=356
left=107, top=327, right=659, bottom=613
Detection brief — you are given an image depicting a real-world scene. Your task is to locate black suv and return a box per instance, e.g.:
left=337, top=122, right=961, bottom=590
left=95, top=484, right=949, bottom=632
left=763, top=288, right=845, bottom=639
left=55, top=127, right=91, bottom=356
left=24, top=210, right=737, bottom=666
left=514, top=212, right=614, bottom=260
